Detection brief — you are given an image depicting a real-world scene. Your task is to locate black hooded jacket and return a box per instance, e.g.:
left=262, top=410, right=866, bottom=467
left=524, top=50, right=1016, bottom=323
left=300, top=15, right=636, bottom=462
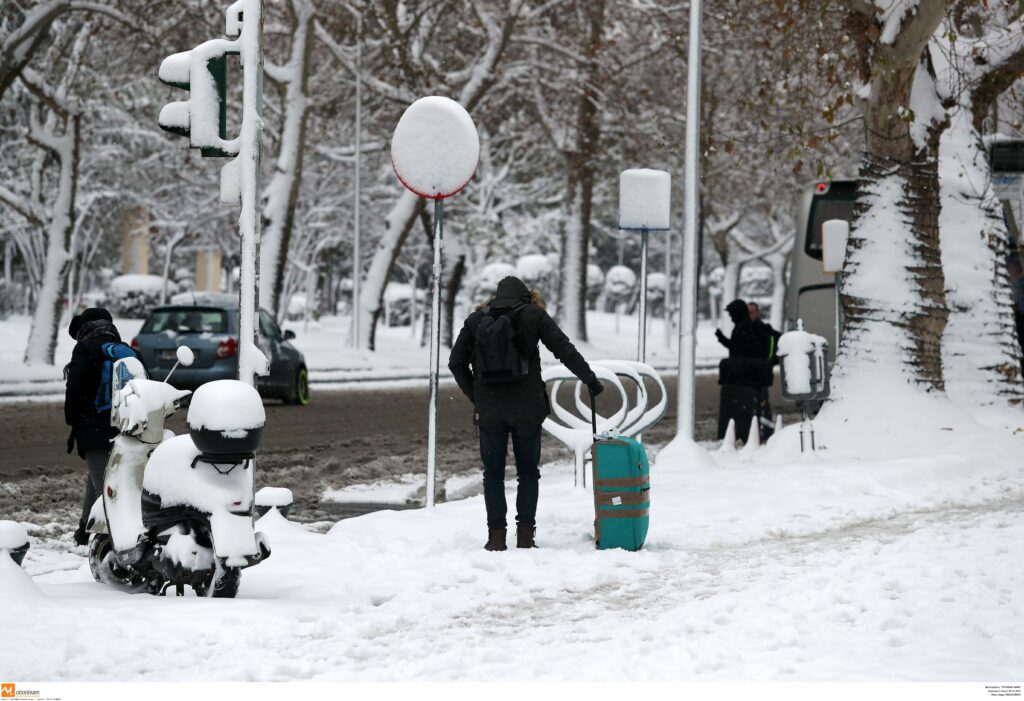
left=448, top=276, right=597, bottom=429
left=64, top=308, right=133, bottom=457
left=718, top=299, right=772, bottom=387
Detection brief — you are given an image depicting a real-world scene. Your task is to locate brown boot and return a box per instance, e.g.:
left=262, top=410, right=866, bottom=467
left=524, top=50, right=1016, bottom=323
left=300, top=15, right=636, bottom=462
left=484, top=528, right=507, bottom=551
left=516, top=523, right=537, bottom=549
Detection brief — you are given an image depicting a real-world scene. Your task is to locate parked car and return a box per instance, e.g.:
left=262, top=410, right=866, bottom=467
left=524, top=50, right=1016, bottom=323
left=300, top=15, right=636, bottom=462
left=131, top=295, right=309, bottom=405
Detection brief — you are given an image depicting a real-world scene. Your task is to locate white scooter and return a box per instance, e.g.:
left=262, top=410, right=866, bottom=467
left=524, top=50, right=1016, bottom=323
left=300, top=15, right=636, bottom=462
left=87, top=348, right=271, bottom=597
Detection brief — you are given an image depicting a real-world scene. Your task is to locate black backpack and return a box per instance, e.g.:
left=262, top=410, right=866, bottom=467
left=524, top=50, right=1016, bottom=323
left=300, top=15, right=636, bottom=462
left=473, top=305, right=529, bottom=384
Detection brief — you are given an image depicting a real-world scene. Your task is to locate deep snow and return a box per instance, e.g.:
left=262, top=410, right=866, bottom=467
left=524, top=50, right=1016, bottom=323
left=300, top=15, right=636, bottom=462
left=5, top=388, right=1023, bottom=681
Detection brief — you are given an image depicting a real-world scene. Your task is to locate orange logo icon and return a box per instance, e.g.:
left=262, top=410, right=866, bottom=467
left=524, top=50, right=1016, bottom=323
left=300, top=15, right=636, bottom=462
left=1, top=683, right=14, bottom=698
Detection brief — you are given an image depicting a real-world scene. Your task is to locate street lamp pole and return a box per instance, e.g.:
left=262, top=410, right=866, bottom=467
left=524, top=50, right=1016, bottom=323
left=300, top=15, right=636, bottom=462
left=349, top=6, right=362, bottom=348
left=676, top=0, right=703, bottom=439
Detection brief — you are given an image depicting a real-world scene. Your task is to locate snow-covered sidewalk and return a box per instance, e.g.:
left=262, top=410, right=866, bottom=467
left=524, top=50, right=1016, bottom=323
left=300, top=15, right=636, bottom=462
left=5, top=412, right=1023, bottom=681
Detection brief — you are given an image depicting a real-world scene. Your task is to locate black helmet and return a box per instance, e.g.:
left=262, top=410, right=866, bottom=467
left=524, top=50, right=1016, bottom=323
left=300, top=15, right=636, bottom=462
left=187, top=380, right=265, bottom=457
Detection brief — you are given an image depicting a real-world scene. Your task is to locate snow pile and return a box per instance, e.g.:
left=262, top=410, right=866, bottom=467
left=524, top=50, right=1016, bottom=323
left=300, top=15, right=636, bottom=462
left=109, top=274, right=166, bottom=294
left=143, top=434, right=254, bottom=515
left=472, top=262, right=516, bottom=302
left=187, top=380, right=265, bottom=431
left=255, top=487, right=293, bottom=508
left=391, top=96, right=480, bottom=199
left=515, top=254, right=554, bottom=288
left=0, top=520, right=29, bottom=550
left=618, top=168, right=671, bottom=230
left=0, top=552, right=44, bottom=603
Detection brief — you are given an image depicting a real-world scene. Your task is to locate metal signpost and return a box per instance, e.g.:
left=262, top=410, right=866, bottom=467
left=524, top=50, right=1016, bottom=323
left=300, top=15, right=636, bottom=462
left=391, top=97, right=480, bottom=509
left=619, top=169, right=672, bottom=364
left=158, top=0, right=265, bottom=386
left=822, top=218, right=849, bottom=349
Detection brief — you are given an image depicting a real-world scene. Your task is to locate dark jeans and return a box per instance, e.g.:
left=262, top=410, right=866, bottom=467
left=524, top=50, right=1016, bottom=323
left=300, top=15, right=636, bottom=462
left=79, top=448, right=109, bottom=530
left=479, top=423, right=542, bottom=529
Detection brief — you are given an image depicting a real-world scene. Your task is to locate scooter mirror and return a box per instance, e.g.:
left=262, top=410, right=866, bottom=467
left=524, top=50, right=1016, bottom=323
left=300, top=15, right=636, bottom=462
left=176, top=346, right=195, bottom=367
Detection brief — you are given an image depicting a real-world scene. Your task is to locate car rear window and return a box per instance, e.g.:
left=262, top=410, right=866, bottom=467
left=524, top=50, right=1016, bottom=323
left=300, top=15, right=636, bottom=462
left=141, top=308, right=228, bottom=335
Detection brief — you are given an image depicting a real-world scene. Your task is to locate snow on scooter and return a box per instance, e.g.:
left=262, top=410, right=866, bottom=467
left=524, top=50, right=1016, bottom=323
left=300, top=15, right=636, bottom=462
left=87, top=348, right=271, bottom=597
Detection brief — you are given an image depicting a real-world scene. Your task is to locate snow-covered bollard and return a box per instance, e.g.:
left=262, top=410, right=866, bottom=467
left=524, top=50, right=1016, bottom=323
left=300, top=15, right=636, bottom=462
left=255, top=487, right=293, bottom=519
left=778, top=322, right=830, bottom=452
left=0, top=521, right=30, bottom=567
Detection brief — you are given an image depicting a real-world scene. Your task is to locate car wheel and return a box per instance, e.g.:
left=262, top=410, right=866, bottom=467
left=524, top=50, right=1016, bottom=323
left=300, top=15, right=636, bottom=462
left=286, top=366, right=310, bottom=406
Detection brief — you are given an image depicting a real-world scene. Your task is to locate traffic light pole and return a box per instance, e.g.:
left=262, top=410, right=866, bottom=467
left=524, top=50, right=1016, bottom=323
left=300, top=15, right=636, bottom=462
left=233, top=0, right=265, bottom=386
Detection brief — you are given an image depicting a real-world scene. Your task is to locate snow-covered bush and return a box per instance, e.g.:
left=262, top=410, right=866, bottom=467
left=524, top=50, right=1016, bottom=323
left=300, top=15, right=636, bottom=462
left=108, top=274, right=172, bottom=319
left=516, top=254, right=556, bottom=296
left=604, top=265, right=637, bottom=311
left=472, top=262, right=516, bottom=303
left=0, top=280, right=25, bottom=320
left=383, top=283, right=423, bottom=327
left=646, top=272, right=667, bottom=315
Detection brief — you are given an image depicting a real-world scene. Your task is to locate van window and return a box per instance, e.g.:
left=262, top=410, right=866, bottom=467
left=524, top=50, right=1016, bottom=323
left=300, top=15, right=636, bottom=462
left=805, top=182, right=856, bottom=261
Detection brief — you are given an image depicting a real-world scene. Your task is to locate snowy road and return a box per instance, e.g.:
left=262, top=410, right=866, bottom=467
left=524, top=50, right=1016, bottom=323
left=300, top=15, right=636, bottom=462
left=0, top=376, right=796, bottom=525
left=5, top=484, right=1021, bottom=681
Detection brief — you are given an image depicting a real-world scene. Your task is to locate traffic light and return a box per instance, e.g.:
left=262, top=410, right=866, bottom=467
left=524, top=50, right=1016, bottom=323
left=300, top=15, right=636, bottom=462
left=158, top=43, right=237, bottom=158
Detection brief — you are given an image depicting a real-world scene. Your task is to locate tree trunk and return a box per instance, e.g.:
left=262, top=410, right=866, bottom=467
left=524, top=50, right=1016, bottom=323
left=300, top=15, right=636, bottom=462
left=837, top=30, right=948, bottom=391
left=767, top=253, right=787, bottom=331
left=720, top=260, right=741, bottom=334
left=939, top=104, right=1023, bottom=405
left=557, top=0, right=604, bottom=342
left=259, top=0, right=314, bottom=322
left=443, top=251, right=466, bottom=348
left=24, top=113, right=78, bottom=365
left=360, top=190, right=424, bottom=350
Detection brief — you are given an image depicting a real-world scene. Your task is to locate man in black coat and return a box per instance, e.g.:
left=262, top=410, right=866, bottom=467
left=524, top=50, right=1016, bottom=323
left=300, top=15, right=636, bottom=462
left=449, top=276, right=602, bottom=551
left=64, top=307, right=136, bottom=545
left=714, top=298, right=774, bottom=443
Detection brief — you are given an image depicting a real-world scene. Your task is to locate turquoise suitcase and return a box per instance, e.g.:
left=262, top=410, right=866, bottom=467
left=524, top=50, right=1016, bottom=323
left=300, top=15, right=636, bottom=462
left=589, top=399, right=650, bottom=551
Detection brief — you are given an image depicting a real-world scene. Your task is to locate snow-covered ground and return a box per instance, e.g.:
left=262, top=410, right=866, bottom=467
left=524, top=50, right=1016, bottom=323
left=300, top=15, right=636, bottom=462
left=0, top=311, right=726, bottom=395
left=5, top=379, right=1023, bottom=681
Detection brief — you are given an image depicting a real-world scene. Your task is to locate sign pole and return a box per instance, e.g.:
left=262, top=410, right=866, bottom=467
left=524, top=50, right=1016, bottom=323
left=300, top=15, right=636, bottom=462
left=350, top=7, right=362, bottom=349
left=237, top=0, right=264, bottom=387
left=638, top=228, right=649, bottom=363
left=676, top=0, right=703, bottom=440
left=426, top=198, right=444, bottom=509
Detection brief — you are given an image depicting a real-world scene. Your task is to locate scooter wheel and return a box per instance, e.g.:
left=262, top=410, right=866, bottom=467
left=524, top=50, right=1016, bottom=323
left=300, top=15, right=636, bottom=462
left=193, top=566, right=241, bottom=598
left=88, top=534, right=149, bottom=592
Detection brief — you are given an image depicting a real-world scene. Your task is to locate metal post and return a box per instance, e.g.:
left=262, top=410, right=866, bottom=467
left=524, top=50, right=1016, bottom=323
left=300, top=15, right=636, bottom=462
left=664, top=228, right=671, bottom=348
left=834, top=272, right=841, bottom=350
left=426, top=199, right=444, bottom=509
left=350, top=8, right=362, bottom=348
left=638, top=228, right=649, bottom=363
left=237, top=0, right=264, bottom=387
left=676, top=0, right=703, bottom=439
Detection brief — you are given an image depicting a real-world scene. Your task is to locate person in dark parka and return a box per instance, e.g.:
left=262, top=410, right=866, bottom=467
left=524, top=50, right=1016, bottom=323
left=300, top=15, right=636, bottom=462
left=714, top=298, right=774, bottom=443
left=64, top=307, right=136, bottom=545
left=449, top=276, right=603, bottom=551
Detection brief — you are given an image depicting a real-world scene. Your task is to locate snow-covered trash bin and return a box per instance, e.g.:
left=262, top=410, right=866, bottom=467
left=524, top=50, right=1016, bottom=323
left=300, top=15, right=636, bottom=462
left=777, top=322, right=829, bottom=453
left=0, top=521, right=30, bottom=567
left=778, top=325, right=830, bottom=402
left=255, top=487, right=293, bottom=519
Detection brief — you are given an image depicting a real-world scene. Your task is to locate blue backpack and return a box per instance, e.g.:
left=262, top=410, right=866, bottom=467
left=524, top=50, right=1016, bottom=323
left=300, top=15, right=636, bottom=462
left=94, top=342, right=137, bottom=411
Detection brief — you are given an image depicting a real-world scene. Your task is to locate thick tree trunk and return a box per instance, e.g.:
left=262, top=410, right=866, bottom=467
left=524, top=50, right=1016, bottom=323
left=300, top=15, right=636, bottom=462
left=557, top=0, right=604, bottom=342
left=260, top=0, right=314, bottom=322
left=939, top=105, right=1023, bottom=405
left=838, top=23, right=949, bottom=391
left=25, top=113, right=78, bottom=365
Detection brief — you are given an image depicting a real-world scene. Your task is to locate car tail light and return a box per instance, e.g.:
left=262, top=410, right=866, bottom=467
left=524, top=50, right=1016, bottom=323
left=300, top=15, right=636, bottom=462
left=130, top=337, right=140, bottom=351
left=216, top=337, right=238, bottom=360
